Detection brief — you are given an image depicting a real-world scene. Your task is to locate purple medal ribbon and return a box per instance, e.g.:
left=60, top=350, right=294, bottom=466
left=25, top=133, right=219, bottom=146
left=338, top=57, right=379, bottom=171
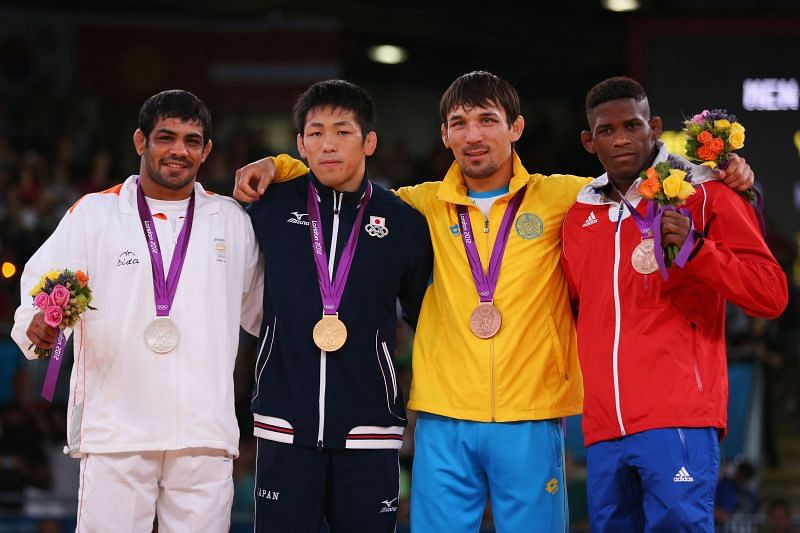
left=456, top=188, right=525, bottom=302
left=619, top=195, right=694, bottom=281
left=41, top=330, right=66, bottom=401
left=136, top=178, right=196, bottom=317
left=307, top=180, right=372, bottom=315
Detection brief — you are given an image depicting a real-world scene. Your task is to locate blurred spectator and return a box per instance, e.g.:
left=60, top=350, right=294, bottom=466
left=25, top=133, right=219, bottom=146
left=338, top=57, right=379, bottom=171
left=716, top=459, right=760, bottom=529
left=762, top=498, right=794, bottom=533
left=0, top=368, right=50, bottom=511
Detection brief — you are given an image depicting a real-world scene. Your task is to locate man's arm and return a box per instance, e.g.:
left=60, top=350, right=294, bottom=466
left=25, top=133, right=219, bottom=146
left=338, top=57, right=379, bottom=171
left=239, top=217, right=264, bottom=337
left=233, top=154, right=309, bottom=202
left=397, top=215, right=434, bottom=330
left=684, top=184, right=787, bottom=318
left=12, top=203, right=90, bottom=359
left=234, top=154, right=438, bottom=215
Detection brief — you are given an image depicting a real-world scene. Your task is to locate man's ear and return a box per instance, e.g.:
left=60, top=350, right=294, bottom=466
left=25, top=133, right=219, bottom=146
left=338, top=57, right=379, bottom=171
left=580, top=130, right=596, bottom=154
left=650, top=116, right=663, bottom=140
left=510, top=115, right=525, bottom=142
left=200, top=139, right=213, bottom=163
left=296, top=133, right=307, bottom=159
left=364, top=131, right=378, bottom=156
left=133, top=129, right=146, bottom=156
left=441, top=124, right=450, bottom=150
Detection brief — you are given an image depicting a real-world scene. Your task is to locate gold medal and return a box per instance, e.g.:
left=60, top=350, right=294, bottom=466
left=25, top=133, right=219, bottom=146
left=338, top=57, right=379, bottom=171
left=631, top=239, right=659, bottom=275
left=469, top=302, right=502, bottom=339
left=312, top=314, right=348, bottom=352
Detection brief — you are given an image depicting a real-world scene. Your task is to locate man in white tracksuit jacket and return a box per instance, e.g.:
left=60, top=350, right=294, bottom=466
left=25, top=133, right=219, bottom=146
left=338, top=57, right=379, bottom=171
left=11, top=90, right=262, bottom=532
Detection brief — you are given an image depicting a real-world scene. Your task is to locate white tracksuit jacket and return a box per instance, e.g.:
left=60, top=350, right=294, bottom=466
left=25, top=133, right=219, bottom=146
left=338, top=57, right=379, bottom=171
left=11, top=175, right=263, bottom=457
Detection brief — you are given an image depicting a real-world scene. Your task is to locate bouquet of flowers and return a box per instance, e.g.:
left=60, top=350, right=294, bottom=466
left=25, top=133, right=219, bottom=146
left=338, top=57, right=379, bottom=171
left=638, top=161, right=695, bottom=269
left=683, top=108, right=754, bottom=201
left=28, top=269, right=95, bottom=359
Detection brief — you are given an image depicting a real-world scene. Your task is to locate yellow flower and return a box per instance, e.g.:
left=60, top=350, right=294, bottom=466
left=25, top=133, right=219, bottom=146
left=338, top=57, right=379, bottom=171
left=676, top=180, right=695, bottom=201
left=714, top=119, right=731, bottom=130
left=729, top=122, right=745, bottom=149
left=28, top=270, right=62, bottom=296
left=662, top=170, right=687, bottom=198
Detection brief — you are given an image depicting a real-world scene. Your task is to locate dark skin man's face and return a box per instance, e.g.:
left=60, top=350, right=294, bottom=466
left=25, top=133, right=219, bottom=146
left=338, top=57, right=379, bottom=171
left=580, top=98, right=662, bottom=191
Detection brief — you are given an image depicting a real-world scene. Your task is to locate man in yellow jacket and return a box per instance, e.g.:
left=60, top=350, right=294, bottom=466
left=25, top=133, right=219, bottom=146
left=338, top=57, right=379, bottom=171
left=233, top=71, right=753, bottom=532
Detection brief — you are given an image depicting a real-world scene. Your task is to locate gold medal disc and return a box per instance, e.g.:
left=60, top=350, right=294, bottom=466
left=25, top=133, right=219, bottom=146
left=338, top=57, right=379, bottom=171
left=469, top=302, right=502, bottom=339
left=313, top=314, right=348, bottom=352
left=631, top=239, right=659, bottom=275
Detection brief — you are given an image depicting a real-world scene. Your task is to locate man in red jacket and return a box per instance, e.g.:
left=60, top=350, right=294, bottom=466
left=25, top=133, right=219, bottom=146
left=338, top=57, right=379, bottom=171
left=560, top=77, right=788, bottom=531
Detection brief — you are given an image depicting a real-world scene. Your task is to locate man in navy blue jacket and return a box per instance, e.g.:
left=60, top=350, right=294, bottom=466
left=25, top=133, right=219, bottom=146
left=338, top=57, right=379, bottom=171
left=247, top=80, right=432, bottom=532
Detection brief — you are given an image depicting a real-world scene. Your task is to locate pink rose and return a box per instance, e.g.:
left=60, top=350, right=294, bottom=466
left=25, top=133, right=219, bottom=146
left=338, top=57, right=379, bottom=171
left=692, top=110, right=710, bottom=124
left=34, top=292, right=50, bottom=310
left=50, top=285, right=70, bottom=308
left=44, top=305, right=64, bottom=328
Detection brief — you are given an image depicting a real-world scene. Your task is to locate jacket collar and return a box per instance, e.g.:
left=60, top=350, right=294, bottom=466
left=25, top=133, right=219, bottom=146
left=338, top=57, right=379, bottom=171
left=435, top=151, right=536, bottom=207
left=308, top=170, right=371, bottom=210
left=118, top=175, right=220, bottom=215
left=575, top=141, right=716, bottom=206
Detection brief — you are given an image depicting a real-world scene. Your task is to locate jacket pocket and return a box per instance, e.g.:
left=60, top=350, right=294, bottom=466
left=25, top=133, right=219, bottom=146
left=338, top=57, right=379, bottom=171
left=545, top=315, right=567, bottom=381
left=691, top=322, right=704, bottom=393
left=375, top=331, right=405, bottom=421
left=252, top=317, right=276, bottom=401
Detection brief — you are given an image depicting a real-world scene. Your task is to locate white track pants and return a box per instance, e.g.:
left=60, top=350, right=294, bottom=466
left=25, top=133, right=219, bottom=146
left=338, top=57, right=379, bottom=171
left=75, top=448, right=233, bottom=533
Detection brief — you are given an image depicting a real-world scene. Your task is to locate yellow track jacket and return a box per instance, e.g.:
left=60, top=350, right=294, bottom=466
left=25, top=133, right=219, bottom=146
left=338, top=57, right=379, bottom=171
left=273, top=153, right=589, bottom=422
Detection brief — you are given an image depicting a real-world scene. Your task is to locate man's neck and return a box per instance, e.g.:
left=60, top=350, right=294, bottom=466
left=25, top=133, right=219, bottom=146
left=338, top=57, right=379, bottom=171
left=139, top=174, right=194, bottom=201
left=607, top=146, right=659, bottom=200
left=462, top=156, right=514, bottom=193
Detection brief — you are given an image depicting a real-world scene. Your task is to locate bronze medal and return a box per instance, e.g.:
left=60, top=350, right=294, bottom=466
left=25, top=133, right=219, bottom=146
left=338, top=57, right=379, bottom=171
left=469, top=302, right=502, bottom=339
left=313, top=314, right=348, bottom=352
left=631, top=239, right=659, bottom=275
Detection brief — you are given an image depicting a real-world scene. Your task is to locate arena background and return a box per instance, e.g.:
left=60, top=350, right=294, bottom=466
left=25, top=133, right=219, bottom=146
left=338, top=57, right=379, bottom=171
left=0, top=1, right=798, bottom=531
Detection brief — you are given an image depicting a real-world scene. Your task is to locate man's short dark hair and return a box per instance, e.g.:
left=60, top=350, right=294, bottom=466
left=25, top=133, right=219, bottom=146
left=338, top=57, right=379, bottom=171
left=138, top=90, right=212, bottom=143
left=292, top=80, right=376, bottom=137
left=440, top=71, right=520, bottom=127
left=585, top=76, right=649, bottom=116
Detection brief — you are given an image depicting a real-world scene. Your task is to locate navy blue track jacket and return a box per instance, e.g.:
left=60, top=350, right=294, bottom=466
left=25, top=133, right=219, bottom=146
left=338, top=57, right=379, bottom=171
left=248, top=171, right=433, bottom=450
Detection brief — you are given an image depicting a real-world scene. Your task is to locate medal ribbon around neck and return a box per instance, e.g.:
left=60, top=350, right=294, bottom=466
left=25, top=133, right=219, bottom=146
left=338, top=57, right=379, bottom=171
left=456, top=187, right=525, bottom=303
left=618, top=194, right=695, bottom=280
left=135, top=177, right=196, bottom=318
left=306, top=180, right=372, bottom=316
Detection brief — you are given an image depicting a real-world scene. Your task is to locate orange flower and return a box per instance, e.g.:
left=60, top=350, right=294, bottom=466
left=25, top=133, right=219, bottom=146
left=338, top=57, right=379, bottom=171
left=76, top=270, right=89, bottom=287
left=697, top=131, right=714, bottom=143
left=638, top=174, right=662, bottom=199
left=696, top=144, right=721, bottom=161
left=708, top=137, right=724, bottom=152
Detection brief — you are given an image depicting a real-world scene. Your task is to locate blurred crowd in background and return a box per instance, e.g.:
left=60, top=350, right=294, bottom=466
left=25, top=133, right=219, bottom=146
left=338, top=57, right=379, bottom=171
left=0, top=81, right=798, bottom=532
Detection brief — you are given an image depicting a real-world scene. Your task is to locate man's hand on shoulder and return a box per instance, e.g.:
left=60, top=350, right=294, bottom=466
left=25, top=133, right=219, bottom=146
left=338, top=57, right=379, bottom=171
left=715, top=153, right=754, bottom=192
left=233, top=157, right=276, bottom=203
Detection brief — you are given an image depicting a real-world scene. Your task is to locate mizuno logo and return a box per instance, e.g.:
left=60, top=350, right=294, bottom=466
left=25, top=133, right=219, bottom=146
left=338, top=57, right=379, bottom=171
left=287, top=212, right=310, bottom=226
left=582, top=211, right=598, bottom=228
left=673, top=467, right=694, bottom=483
left=379, top=496, right=398, bottom=513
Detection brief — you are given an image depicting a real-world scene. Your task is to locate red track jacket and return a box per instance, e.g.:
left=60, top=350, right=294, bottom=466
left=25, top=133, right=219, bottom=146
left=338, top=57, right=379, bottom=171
left=561, top=151, right=787, bottom=447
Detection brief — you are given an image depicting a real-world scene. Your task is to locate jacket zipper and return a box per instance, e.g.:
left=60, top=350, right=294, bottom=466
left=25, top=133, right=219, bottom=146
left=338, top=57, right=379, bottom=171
left=612, top=201, right=626, bottom=436
left=317, top=190, right=343, bottom=448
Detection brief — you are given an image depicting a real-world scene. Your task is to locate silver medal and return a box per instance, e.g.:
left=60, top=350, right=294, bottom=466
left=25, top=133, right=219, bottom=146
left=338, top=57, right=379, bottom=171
left=144, top=317, right=180, bottom=354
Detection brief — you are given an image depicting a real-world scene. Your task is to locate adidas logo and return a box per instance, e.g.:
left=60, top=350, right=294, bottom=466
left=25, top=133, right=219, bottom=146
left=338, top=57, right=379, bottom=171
left=673, top=466, right=694, bottom=483
left=582, top=211, right=598, bottom=228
